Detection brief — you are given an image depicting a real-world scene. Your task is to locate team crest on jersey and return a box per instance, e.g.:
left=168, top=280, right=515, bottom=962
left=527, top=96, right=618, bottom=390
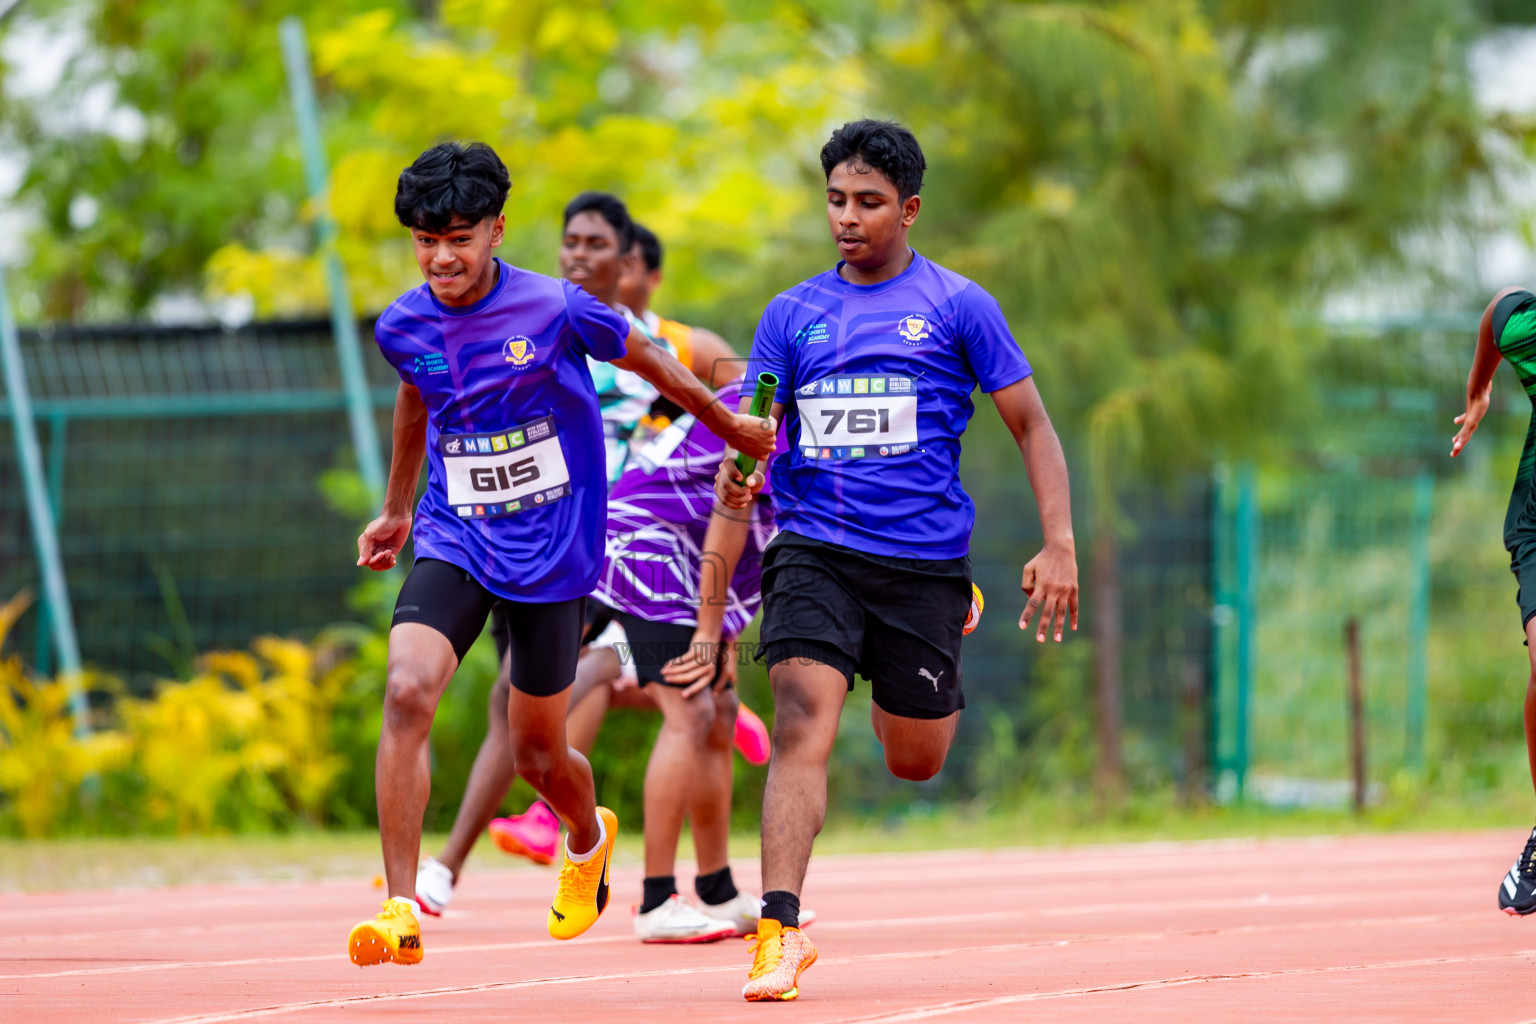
left=503, top=336, right=536, bottom=367
left=897, top=314, right=931, bottom=345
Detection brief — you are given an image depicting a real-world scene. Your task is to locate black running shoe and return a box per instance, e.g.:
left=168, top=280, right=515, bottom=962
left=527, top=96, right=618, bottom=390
left=1499, top=827, right=1536, bottom=915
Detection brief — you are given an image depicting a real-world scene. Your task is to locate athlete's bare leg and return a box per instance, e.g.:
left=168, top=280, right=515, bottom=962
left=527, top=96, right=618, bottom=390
left=506, top=684, right=602, bottom=854
left=377, top=623, right=460, bottom=899
left=870, top=705, right=959, bottom=781
left=688, top=687, right=739, bottom=876
left=436, top=665, right=514, bottom=877
left=642, top=683, right=717, bottom=877
left=758, top=659, right=847, bottom=897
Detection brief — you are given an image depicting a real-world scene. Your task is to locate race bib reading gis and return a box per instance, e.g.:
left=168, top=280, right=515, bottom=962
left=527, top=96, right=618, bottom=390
left=440, top=415, right=571, bottom=519
left=795, top=375, right=918, bottom=459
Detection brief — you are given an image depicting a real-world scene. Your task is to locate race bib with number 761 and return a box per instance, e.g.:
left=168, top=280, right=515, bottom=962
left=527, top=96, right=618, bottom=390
left=440, top=415, right=571, bottom=519
left=795, top=374, right=918, bottom=459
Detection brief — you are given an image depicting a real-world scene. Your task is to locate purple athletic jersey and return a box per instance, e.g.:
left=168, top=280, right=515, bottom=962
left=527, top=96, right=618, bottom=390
left=591, top=377, right=788, bottom=636
left=745, top=251, right=1032, bottom=558
left=374, top=258, right=630, bottom=601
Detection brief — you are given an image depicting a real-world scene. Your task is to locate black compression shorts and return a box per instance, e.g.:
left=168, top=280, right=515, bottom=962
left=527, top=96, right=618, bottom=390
left=756, top=531, right=970, bottom=720
left=392, top=558, right=586, bottom=697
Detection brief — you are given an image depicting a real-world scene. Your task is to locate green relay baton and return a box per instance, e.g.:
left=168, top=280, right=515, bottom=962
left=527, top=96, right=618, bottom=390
left=734, top=371, right=779, bottom=479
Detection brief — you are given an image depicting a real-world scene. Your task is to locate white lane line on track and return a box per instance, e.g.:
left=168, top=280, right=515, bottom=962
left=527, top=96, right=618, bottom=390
left=136, top=942, right=1536, bottom=1024
left=0, top=934, right=631, bottom=980
left=11, top=906, right=1482, bottom=992
left=8, top=855, right=1492, bottom=929
left=9, top=837, right=1503, bottom=921
left=815, top=948, right=1536, bottom=1023
left=1, top=886, right=1483, bottom=980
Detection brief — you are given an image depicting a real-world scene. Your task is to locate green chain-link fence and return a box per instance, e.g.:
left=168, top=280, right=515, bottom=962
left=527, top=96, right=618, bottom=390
left=4, top=313, right=1529, bottom=807
left=0, top=317, right=396, bottom=687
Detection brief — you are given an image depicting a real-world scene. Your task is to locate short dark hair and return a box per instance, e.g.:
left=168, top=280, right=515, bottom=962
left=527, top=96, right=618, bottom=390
left=819, top=119, right=926, bottom=201
left=394, top=142, right=511, bottom=232
left=632, top=223, right=662, bottom=272
left=562, top=191, right=634, bottom=251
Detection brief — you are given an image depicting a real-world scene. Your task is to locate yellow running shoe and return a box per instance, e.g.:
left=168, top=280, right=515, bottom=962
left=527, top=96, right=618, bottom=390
left=347, top=897, right=423, bottom=966
left=741, top=918, right=817, bottom=1001
left=547, top=806, right=617, bottom=940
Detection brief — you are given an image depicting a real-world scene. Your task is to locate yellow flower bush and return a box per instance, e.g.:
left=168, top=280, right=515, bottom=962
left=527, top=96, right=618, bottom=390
left=0, top=594, right=359, bottom=837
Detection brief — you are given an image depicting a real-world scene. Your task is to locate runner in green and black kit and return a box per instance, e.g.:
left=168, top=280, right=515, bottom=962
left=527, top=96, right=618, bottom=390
left=1453, top=287, right=1536, bottom=915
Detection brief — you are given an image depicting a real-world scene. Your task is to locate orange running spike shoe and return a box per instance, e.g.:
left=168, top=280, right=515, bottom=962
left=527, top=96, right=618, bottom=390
left=547, top=806, right=618, bottom=940
left=741, top=918, right=817, bottom=1001
left=348, top=897, right=423, bottom=966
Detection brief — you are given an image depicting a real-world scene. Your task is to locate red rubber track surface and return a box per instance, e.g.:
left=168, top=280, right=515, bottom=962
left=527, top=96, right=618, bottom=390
left=7, top=831, right=1536, bottom=1022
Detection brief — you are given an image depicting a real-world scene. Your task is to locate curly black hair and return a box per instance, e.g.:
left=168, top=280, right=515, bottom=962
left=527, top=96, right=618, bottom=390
left=563, top=192, right=635, bottom=251
left=819, top=119, right=926, bottom=201
left=394, top=142, right=511, bottom=232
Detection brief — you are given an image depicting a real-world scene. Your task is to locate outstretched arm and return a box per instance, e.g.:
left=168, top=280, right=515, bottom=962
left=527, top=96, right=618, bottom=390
left=612, top=327, right=774, bottom=459
left=1452, top=288, right=1523, bottom=458
left=357, top=382, right=428, bottom=572
left=991, top=376, right=1078, bottom=642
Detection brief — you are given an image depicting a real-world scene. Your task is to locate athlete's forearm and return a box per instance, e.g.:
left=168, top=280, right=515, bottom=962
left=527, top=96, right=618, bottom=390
left=992, top=377, right=1075, bottom=551
left=383, top=383, right=429, bottom=517
left=1021, top=418, right=1075, bottom=552
left=1469, top=292, right=1513, bottom=401
left=695, top=506, right=753, bottom=641
left=613, top=329, right=733, bottom=433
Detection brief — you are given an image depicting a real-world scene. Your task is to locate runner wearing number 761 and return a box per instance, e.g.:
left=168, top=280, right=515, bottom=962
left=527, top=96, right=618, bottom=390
left=714, top=118, right=1078, bottom=1002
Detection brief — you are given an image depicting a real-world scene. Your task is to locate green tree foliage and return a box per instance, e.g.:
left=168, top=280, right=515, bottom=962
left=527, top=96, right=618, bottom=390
left=3, top=0, right=1527, bottom=794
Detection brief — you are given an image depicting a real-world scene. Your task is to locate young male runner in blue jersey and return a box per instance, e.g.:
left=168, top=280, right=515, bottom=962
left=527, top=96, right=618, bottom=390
left=346, top=142, right=775, bottom=966
left=716, top=120, right=1079, bottom=1001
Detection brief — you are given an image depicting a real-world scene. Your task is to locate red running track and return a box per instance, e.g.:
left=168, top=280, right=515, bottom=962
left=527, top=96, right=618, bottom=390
left=7, top=831, right=1536, bottom=1023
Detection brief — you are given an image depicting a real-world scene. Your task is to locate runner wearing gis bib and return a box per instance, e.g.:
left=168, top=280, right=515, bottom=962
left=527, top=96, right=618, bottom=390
left=716, top=119, right=1080, bottom=1002
left=347, top=143, right=775, bottom=967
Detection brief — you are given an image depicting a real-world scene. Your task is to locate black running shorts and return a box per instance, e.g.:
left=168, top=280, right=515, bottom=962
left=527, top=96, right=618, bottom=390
left=495, top=596, right=725, bottom=689
left=757, top=531, right=970, bottom=720
left=392, top=558, right=586, bottom=697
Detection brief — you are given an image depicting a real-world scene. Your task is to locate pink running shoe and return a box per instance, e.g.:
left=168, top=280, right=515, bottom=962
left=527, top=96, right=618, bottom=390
left=488, top=801, right=559, bottom=866
left=734, top=703, right=771, bottom=766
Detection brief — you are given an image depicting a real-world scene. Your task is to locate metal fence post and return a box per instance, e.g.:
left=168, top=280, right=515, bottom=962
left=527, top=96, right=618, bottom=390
left=1234, top=463, right=1258, bottom=799
left=0, top=268, right=89, bottom=736
left=1406, top=470, right=1433, bottom=768
left=278, top=16, right=386, bottom=504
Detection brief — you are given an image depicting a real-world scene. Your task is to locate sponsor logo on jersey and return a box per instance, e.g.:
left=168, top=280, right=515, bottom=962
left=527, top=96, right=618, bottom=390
left=491, top=435, right=509, bottom=451
left=898, top=315, right=931, bottom=344
left=504, top=336, right=536, bottom=367
left=851, top=447, right=865, bottom=457
left=804, top=447, right=818, bottom=458
left=446, top=438, right=462, bottom=454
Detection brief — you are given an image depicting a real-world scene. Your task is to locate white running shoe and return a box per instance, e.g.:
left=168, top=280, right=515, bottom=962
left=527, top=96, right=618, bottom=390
left=699, top=890, right=817, bottom=936
left=632, top=895, right=737, bottom=943
left=415, top=857, right=454, bottom=917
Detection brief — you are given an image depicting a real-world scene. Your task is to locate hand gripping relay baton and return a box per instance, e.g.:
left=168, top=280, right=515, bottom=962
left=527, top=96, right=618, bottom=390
left=734, top=371, right=778, bottom=479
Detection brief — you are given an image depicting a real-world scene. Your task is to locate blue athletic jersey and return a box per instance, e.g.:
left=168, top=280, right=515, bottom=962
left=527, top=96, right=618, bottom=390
left=745, top=251, right=1032, bottom=558
left=374, top=258, right=630, bottom=601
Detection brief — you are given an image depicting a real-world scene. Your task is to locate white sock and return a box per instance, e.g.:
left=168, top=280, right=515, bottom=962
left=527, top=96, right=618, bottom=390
left=389, top=895, right=422, bottom=914
left=565, top=815, right=608, bottom=863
